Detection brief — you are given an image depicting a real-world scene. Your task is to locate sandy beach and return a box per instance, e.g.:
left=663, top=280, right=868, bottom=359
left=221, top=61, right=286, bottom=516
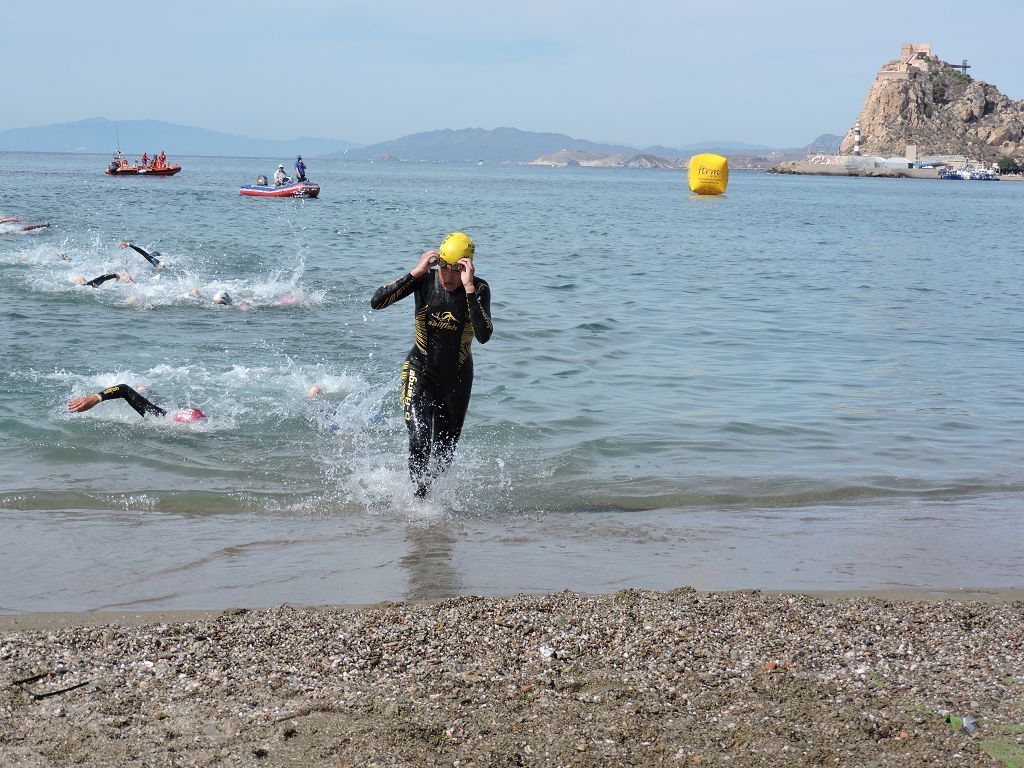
left=3, top=589, right=1023, bottom=767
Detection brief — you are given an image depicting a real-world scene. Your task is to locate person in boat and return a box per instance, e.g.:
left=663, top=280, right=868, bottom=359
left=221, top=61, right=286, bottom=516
left=118, top=241, right=163, bottom=269
left=294, top=156, right=307, bottom=182
left=369, top=232, right=493, bottom=498
left=141, top=151, right=149, bottom=168
left=68, top=384, right=206, bottom=423
left=256, top=175, right=269, bottom=186
left=158, top=150, right=167, bottom=168
left=74, top=273, right=133, bottom=287
left=274, top=164, right=290, bottom=186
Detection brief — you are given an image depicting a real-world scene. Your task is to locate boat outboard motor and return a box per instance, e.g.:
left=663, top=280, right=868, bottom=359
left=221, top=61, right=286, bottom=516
left=108, top=161, right=119, bottom=173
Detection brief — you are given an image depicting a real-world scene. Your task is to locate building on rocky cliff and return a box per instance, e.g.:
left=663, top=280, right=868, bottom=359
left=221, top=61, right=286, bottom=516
left=838, top=42, right=1024, bottom=163
left=877, top=44, right=934, bottom=81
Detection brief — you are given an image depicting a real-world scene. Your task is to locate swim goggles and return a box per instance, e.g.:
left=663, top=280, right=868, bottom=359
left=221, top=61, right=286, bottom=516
left=429, top=256, right=464, bottom=271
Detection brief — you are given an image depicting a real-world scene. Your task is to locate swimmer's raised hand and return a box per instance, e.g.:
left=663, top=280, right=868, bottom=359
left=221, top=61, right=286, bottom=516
left=68, top=394, right=101, bottom=413
left=459, top=258, right=476, bottom=291
left=410, top=250, right=439, bottom=278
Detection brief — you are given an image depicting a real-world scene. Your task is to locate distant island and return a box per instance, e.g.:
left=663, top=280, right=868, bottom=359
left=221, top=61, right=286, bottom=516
left=0, top=118, right=832, bottom=167
left=337, top=127, right=825, bottom=167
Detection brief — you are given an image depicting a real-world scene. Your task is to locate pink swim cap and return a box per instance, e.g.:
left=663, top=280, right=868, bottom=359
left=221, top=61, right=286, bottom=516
left=173, top=408, right=206, bottom=423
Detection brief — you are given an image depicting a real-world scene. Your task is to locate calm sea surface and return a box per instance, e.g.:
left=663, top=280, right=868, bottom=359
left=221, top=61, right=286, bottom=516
left=2, top=152, right=1022, bottom=611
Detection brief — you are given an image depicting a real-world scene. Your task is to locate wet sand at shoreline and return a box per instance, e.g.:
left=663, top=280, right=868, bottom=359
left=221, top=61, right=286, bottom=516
left=3, top=588, right=1023, bottom=767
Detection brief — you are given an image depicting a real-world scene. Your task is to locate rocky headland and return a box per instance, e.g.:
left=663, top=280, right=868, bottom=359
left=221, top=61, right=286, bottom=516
left=840, top=44, right=1024, bottom=163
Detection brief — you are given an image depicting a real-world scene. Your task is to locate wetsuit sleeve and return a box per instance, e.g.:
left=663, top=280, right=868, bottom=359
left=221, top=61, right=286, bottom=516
left=98, top=384, right=167, bottom=418
left=126, top=243, right=161, bottom=267
left=84, top=273, right=119, bottom=288
left=467, top=279, right=493, bottom=344
left=370, top=272, right=422, bottom=310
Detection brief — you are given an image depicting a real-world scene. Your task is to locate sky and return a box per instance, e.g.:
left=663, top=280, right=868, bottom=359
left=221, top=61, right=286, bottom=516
left=4, top=0, right=1024, bottom=149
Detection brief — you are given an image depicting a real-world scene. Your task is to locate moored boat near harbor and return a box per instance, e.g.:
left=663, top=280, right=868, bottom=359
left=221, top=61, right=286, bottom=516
left=939, top=167, right=999, bottom=180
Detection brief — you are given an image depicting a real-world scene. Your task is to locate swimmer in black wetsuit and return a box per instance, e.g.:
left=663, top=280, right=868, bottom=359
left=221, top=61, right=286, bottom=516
left=118, top=241, right=163, bottom=269
left=74, top=273, right=133, bottom=287
left=370, top=232, right=493, bottom=498
left=68, top=384, right=206, bottom=422
left=1, top=217, right=50, bottom=232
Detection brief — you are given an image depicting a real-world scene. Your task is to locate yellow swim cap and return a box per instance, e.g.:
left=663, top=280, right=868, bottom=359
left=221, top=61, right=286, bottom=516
left=439, top=232, right=474, bottom=264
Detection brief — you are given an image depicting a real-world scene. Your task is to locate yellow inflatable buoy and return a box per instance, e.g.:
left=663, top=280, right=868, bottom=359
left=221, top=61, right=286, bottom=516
left=687, top=153, right=728, bottom=195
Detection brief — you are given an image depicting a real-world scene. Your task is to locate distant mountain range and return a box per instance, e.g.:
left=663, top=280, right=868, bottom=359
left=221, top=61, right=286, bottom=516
left=0, top=118, right=360, bottom=158
left=0, top=118, right=834, bottom=163
left=334, top=127, right=780, bottom=164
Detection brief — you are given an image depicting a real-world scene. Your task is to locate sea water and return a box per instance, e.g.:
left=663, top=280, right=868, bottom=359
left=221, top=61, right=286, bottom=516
left=1, top=152, right=1022, bottom=611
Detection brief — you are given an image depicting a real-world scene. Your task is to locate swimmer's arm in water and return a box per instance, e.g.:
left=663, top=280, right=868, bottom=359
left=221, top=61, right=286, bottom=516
left=0, top=216, right=21, bottom=224
left=118, top=241, right=162, bottom=268
left=369, top=251, right=435, bottom=309
left=466, top=279, right=493, bottom=343
left=68, top=384, right=167, bottom=418
left=75, top=274, right=131, bottom=290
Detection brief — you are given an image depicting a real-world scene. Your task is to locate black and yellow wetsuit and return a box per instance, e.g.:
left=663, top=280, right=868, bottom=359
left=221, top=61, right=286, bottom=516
left=98, top=384, right=166, bottom=418
left=371, top=270, right=493, bottom=495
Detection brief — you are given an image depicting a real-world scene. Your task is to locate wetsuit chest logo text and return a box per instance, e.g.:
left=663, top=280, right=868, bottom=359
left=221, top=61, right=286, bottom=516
left=428, top=310, right=459, bottom=330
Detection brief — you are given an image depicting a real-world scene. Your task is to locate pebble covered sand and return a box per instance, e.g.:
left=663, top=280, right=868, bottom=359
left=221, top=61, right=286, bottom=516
left=2, top=589, right=1023, bottom=767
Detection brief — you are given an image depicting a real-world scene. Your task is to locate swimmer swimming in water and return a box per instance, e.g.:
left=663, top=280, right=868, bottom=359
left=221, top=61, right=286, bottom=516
left=187, top=287, right=252, bottom=309
left=68, top=384, right=205, bottom=422
left=1, top=217, right=50, bottom=232
left=118, top=241, right=163, bottom=269
left=74, top=273, right=133, bottom=287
